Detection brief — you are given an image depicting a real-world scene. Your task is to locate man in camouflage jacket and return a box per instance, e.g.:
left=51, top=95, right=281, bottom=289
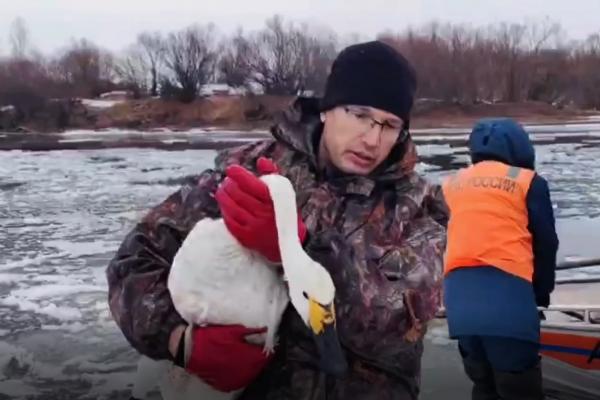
left=107, top=41, right=448, bottom=399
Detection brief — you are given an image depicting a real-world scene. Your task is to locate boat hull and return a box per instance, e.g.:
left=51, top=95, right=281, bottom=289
left=540, top=317, right=600, bottom=396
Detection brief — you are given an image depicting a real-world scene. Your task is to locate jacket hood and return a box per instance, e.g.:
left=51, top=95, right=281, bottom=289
left=270, top=96, right=418, bottom=181
left=468, top=118, right=535, bottom=170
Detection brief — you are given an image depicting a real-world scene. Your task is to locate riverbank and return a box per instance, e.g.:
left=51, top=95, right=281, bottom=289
left=1, top=95, right=598, bottom=134
left=93, top=96, right=597, bottom=130
left=3, top=119, right=600, bottom=152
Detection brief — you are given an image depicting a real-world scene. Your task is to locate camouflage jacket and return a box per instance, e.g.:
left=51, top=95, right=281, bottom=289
left=106, top=97, right=448, bottom=400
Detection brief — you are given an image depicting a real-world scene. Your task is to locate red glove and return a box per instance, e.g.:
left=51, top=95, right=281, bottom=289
left=215, top=157, right=307, bottom=263
left=183, top=325, right=272, bottom=392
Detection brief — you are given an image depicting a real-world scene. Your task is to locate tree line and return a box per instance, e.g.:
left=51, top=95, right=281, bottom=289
left=1, top=15, right=600, bottom=112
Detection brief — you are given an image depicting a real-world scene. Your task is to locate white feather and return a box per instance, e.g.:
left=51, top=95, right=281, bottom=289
left=132, top=174, right=335, bottom=400
left=168, top=216, right=290, bottom=352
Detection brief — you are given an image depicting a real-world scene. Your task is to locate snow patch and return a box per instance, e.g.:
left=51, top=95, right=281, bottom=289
left=412, top=128, right=469, bottom=135
left=59, top=127, right=269, bottom=137
left=99, top=90, right=131, bottom=99
left=160, top=139, right=187, bottom=144
left=81, top=99, right=124, bottom=109
left=58, top=138, right=103, bottom=143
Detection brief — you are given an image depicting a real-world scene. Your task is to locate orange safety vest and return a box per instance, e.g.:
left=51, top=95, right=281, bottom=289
left=442, top=160, right=536, bottom=282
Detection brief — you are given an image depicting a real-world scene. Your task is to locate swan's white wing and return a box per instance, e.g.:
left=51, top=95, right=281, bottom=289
left=168, top=217, right=289, bottom=340
left=161, top=218, right=290, bottom=399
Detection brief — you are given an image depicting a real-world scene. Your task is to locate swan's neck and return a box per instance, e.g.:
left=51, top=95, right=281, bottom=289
left=261, top=174, right=306, bottom=270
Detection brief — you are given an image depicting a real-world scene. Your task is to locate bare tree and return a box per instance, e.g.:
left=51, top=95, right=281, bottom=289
left=218, top=28, right=253, bottom=89
left=440, top=24, right=479, bottom=103
left=295, top=25, right=338, bottom=95
left=528, top=49, right=570, bottom=103
left=224, top=16, right=338, bottom=96
left=57, top=39, right=100, bottom=84
left=521, top=19, right=565, bottom=102
left=470, top=28, right=501, bottom=102
left=381, top=21, right=525, bottom=103
left=114, top=47, right=150, bottom=97
left=0, top=53, right=57, bottom=122
left=492, top=22, right=527, bottom=102
left=2, top=15, right=600, bottom=112
left=55, top=38, right=115, bottom=97
left=246, top=15, right=308, bottom=95
left=163, top=24, right=217, bottom=102
left=137, top=32, right=165, bottom=96
left=526, top=18, right=562, bottom=53
left=570, top=34, right=600, bottom=108
left=114, top=32, right=164, bottom=97
left=379, top=23, right=452, bottom=101
left=584, top=33, right=600, bottom=54
left=9, top=17, right=30, bottom=59
left=247, top=15, right=299, bottom=95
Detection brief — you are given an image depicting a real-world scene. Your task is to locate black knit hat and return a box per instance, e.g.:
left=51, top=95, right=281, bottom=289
left=320, top=40, right=417, bottom=127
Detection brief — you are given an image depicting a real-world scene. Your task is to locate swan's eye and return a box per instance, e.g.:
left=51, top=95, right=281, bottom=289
left=302, top=291, right=309, bottom=299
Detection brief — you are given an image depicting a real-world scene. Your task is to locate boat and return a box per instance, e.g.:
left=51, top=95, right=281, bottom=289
left=538, top=283, right=600, bottom=397
left=433, top=279, right=600, bottom=397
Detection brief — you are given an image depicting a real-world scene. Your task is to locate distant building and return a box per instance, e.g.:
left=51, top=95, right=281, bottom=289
left=99, top=91, right=134, bottom=100
left=200, top=83, right=265, bottom=97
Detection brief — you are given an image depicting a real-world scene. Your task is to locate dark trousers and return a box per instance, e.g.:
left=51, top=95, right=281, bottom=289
left=458, top=336, right=544, bottom=400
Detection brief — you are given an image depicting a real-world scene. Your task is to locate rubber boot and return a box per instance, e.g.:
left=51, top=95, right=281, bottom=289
left=493, top=361, right=544, bottom=400
left=462, top=358, right=499, bottom=400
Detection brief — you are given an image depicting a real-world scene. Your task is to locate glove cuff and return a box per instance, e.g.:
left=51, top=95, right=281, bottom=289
left=174, top=324, right=194, bottom=368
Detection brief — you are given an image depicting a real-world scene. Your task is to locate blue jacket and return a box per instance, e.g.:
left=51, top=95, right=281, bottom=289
left=443, top=118, right=559, bottom=343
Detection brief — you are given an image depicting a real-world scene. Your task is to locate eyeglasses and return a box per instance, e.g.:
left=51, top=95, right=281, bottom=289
left=342, top=106, right=405, bottom=142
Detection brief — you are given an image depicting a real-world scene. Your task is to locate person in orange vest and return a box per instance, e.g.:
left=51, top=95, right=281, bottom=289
left=442, top=118, right=559, bottom=400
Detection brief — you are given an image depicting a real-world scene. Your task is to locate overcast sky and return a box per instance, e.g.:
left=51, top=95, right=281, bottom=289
left=1, top=0, right=599, bottom=54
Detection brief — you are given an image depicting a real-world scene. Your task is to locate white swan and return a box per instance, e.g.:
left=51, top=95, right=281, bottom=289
left=134, top=173, right=346, bottom=400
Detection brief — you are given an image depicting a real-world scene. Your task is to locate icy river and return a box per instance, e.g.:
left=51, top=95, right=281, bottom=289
left=1, top=123, right=600, bottom=399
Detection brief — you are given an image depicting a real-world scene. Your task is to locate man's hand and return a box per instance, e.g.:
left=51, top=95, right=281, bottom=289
left=174, top=324, right=273, bottom=392
left=535, top=292, right=550, bottom=308
left=215, top=157, right=307, bottom=263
